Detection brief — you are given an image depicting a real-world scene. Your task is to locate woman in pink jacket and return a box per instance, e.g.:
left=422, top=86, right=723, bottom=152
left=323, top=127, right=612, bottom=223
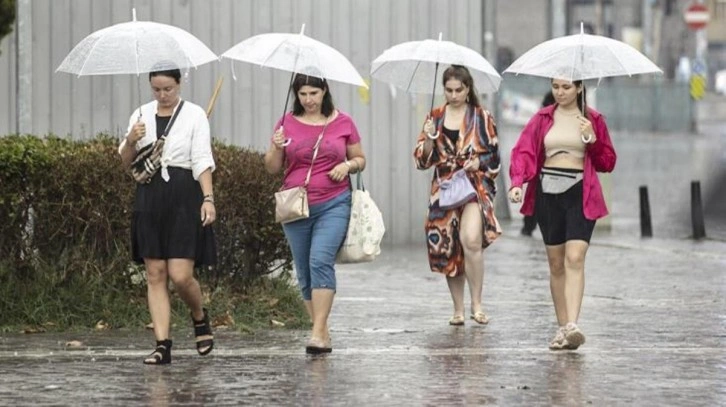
left=508, top=79, right=616, bottom=350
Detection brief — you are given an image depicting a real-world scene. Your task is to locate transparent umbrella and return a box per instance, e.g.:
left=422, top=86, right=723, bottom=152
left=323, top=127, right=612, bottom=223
left=56, top=8, right=218, bottom=114
left=370, top=33, right=501, bottom=111
left=220, top=24, right=367, bottom=87
left=220, top=24, right=367, bottom=124
left=503, top=23, right=662, bottom=82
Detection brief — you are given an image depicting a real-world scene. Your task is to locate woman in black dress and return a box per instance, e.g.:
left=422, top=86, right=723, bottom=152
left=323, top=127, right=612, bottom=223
left=118, top=66, right=217, bottom=365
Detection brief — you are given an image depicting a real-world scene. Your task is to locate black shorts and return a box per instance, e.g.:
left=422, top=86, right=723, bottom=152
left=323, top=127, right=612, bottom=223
left=535, top=171, right=596, bottom=246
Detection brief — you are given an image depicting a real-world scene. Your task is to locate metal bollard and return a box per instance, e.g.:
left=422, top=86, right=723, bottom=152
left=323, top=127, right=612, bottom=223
left=691, top=181, right=706, bottom=239
left=639, top=186, right=653, bottom=238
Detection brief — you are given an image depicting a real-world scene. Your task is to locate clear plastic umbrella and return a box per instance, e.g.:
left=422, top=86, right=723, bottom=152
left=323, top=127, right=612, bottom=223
left=370, top=33, right=501, bottom=112
left=220, top=24, right=367, bottom=88
left=503, top=23, right=662, bottom=82
left=220, top=24, right=367, bottom=123
left=56, top=8, right=218, bottom=114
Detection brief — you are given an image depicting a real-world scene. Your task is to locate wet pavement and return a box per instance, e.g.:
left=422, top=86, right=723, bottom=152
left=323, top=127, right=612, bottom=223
left=1, top=222, right=724, bottom=406
left=2, top=124, right=726, bottom=406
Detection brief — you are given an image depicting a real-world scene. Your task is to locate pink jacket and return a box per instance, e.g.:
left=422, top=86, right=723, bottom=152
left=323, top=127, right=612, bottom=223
left=509, top=104, right=617, bottom=220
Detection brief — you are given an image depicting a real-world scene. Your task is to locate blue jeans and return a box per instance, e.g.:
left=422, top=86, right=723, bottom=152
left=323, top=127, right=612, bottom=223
left=282, top=191, right=351, bottom=300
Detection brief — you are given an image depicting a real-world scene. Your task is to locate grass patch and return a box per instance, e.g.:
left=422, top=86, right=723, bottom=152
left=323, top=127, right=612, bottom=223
left=0, top=258, right=309, bottom=334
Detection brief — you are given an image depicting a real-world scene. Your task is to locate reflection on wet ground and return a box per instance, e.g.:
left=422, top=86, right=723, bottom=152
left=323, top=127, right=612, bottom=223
left=1, top=233, right=724, bottom=406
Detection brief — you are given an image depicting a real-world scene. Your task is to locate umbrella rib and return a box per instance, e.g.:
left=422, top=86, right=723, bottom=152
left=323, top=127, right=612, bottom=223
left=260, top=37, right=292, bottom=68
left=311, top=45, right=325, bottom=80
left=569, top=36, right=581, bottom=82
left=406, top=60, right=423, bottom=93
left=75, top=36, right=104, bottom=77
left=508, top=45, right=538, bottom=74
left=369, top=61, right=385, bottom=77
left=605, top=42, right=633, bottom=77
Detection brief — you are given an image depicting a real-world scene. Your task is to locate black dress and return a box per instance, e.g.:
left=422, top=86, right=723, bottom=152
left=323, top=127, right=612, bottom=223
left=130, top=114, right=217, bottom=266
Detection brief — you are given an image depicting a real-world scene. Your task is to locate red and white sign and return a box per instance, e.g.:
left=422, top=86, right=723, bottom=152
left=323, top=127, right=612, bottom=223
left=684, top=2, right=710, bottom=31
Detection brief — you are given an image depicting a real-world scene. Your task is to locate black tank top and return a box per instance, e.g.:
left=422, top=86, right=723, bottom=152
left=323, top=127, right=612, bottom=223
left=155, top=115, right=171, bottom=139
left=442, top=126, right=460, bottom=145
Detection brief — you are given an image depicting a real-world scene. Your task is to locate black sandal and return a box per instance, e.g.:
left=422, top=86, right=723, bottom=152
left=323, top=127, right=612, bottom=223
left=192, top=308, right=214, bottom=356
left=143, top=339, right=172, bottom=365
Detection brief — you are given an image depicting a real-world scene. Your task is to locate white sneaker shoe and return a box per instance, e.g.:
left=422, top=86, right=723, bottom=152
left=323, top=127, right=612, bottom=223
left=564, top=322, right=585, bottom=349
left=548, top=326, right=568, bottom=350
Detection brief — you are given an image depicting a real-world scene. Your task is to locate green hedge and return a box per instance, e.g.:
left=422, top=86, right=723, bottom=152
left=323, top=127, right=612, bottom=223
left=0, top=134, right=303, bottom=331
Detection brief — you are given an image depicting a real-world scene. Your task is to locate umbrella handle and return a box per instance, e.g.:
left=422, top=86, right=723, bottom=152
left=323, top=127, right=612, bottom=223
left=429, top=62, right=440, bottom=113
left=206, top=76, right=224, bottom=118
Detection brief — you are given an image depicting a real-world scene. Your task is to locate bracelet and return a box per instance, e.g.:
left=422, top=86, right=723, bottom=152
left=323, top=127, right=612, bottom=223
left=203, top=194, right=214, bottom=204
left=345, top=159, right=359, bottom=172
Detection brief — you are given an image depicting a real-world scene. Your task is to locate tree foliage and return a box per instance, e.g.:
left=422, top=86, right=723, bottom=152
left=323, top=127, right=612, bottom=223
left=0, top=0, right=15, bottom=55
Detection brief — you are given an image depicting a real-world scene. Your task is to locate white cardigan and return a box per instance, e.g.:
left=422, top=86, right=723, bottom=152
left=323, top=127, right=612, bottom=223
left=118, top=99, right=215, bottom=181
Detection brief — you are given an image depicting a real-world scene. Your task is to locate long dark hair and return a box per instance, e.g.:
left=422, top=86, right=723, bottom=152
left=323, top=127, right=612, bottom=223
left=442, top=65, right=480, bottom=108
left=541, top=91, right=556, bottom=107
left=573, top=80, right=588, bottom=117
left=291, top=74, right=335, bottom=117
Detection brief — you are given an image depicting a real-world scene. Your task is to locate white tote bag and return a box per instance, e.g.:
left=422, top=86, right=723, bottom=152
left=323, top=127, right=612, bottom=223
left=337, top=174, right=385, bottom=264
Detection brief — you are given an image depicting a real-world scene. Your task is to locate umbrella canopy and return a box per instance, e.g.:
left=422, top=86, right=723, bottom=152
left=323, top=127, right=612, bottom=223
left=370, top=33, right=502, bottom=94
left=503, top=23, right=662, bottom=82
left=56, top=9, right=217, bottom=76
left=220, top=24, right=367, bottom=88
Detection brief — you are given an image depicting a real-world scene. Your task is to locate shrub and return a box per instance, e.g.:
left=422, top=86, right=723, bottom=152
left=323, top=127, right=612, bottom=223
left=212, top=142, right=291, bottom=285
left=0, top=134, right=301, bottom=331
left=0, top=0, right=15, bottom=56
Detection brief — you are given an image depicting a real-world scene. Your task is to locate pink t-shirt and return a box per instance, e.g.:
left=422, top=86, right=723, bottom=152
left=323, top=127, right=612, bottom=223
left=275, top=111, right=361, bottom=205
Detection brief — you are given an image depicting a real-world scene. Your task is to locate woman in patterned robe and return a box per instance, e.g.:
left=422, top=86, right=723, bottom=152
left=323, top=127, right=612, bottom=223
left=413, top=65, right=501, bottom=326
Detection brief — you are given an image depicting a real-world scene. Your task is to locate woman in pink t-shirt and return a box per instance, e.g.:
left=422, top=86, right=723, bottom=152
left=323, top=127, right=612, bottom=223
left=264, top=74, right=366, bottom=354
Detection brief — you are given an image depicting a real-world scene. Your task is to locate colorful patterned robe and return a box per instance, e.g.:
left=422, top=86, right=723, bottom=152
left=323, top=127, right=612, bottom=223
left=413, top=104, right=501, bottom=277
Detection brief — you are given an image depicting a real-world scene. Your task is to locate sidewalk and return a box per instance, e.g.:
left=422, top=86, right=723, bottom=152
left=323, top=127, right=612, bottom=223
left=1, top=220, right=724, bottom=406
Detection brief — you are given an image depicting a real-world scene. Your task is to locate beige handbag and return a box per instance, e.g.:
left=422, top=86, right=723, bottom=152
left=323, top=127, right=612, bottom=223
left=274, top=122, right=327, bottom=224
left=274, top=186, right=309, bottom=224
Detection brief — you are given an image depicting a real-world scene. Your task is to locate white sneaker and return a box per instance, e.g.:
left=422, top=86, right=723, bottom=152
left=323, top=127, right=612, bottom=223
left=548, top=326, right=568, bottom=350
left=564, top=322, right=585, bottom=349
